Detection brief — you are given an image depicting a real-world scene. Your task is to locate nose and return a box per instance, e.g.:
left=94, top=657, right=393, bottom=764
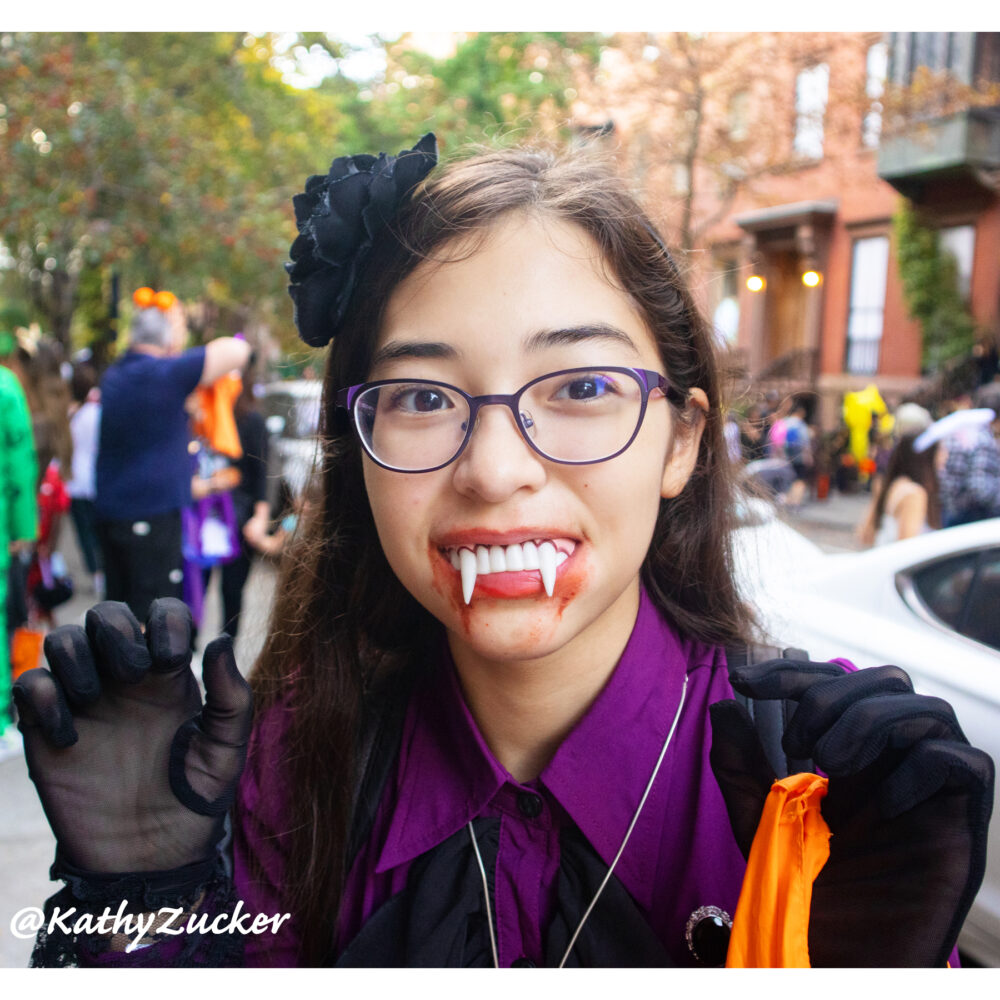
left=451, top=402, right=546, bottom=502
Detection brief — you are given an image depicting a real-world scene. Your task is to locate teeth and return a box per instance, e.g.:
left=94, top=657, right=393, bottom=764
left=460, top=548, right=478, bottom=605
left=538, top=541, right=557, bottom=597
left=449, top=539, right=573, bottom=604
left=505, top=544, right=524, bottom=572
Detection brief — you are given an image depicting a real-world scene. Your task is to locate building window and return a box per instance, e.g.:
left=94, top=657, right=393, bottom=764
left=889, top=32, right=978, bottom=85
left=794, top=63, right=829, bottom=160
left=728, top=91, right=750, bottom=141
left=938, top=224, right=975, bottom=300
left=845, top=235, right=890, bottom=375
left=862, top=41, right=888, bottom=149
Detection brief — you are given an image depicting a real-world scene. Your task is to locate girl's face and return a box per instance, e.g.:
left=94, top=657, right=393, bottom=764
left=362, top=213, right=705, bottom=670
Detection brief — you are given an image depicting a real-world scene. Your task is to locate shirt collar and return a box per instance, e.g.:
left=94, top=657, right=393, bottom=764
left=375, top=587, right=696, bottom=874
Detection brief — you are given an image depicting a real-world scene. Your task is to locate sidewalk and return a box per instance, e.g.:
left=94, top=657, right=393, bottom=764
left=780, top=488, right=872, bottom=553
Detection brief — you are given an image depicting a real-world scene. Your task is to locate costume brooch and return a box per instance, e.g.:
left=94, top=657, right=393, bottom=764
left=285, top=132, right=438, bottom=348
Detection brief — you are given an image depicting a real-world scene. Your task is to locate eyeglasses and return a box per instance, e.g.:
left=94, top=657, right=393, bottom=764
left=335, top=366, right=686, bottom=473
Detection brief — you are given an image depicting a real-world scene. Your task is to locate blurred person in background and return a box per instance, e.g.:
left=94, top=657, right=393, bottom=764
left=95, top=288, right=251, bottom=623
left=201, top=368, right=271, bottom=640
left=67, top=362, right=104, bottom=598
left=856, top=403, right=933, bottom=546
left=781, top=399, right=813, bottom=510
left=936, top=392, right=1000, bottom=528
left=858, top=433, right=941, bottom=547
left=0, top=335, right=38, bottom=745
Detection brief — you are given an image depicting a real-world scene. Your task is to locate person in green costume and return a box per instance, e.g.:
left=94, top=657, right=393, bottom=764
left=0, top=331, right=39, bottom=741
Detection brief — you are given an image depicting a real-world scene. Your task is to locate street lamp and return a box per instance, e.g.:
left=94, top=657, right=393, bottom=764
left=801, top=269, right=822, bottom=287
left=746, top=274, right=765, bottom=292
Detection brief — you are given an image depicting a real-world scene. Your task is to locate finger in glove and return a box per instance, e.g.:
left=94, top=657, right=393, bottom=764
left=727, top=657, right=844, bottom=701
left=84, top=601, right=152, bottom=684
left=13, top=668, right=77, bottom=748
left=43, top=626, right=101, bottom=707
left=145, top=597, right=195, bottom=674
left=168, top=635, right=253, bottom=817
left=808, top=692, right=966, bottom=778
left=781, top=665, right=913, bottom=759
left=882, top=737, right=994, bottom=821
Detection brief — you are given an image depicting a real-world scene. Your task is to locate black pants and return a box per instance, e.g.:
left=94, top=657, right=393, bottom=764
left=96, top=510, right=183, bottom=624
left=70, top=498, right=103, bottom=575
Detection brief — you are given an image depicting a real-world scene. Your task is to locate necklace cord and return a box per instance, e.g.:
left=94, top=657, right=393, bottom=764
left=467, top=674, right=690, bottom=969
left=467, top=821, right=500, bottom=968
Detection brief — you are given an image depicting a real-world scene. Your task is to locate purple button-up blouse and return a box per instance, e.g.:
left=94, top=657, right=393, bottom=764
left=234, top=588, right=748, bottom=966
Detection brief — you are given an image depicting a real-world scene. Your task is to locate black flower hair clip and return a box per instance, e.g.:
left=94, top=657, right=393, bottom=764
left=286, top=133, right=439, bottom=348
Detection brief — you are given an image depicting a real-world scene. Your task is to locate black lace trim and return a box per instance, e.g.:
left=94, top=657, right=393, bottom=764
left=30, top=857, right=246, bottom=967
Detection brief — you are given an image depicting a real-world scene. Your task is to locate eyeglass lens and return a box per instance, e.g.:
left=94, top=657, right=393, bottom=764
left=354, top=369, right=648, bottom=472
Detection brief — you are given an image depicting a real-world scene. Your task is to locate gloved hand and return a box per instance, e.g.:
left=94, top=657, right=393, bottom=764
left=13, top=598, right=252, bottom=882
left=710, top=658, right=994, bottom=967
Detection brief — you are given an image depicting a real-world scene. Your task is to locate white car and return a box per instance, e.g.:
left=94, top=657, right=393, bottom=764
left=259, top=380, right=323, bottom=506
left=736, top=511, right=1000, bottom=966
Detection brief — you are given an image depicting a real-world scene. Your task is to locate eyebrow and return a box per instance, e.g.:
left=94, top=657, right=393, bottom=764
left=524, top=323, right=640, bottom=353
left=371, top=323, right=640, bottom=370
left=370, top=340, right=458, bottom=369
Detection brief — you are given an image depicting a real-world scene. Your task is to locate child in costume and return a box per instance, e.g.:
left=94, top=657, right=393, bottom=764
left=14, top=136, right=994, bottom=968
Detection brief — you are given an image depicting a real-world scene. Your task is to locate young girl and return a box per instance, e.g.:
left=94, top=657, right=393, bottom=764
left=14, top=136, right=992, bottom=969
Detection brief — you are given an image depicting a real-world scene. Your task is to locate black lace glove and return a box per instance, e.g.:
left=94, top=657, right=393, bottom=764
left=13, top=598, right=253, bottom=895
left=709, top=658, right=994, bottom=967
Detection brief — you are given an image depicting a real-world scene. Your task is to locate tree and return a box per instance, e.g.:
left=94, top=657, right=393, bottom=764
left=0, top=32, right=341, bottom=355
left=893, top=201, right=977, bottom=372
left=317, top=32, right=602, bottom=154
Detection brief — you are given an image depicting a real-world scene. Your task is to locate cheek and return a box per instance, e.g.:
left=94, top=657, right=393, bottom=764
left=363, top=467, right=434, bottom=568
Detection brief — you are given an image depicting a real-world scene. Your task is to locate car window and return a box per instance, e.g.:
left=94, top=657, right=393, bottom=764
left=911, top=552, right=979, bottom=630
left=911, top=547, right=1000, bottom=652
left=962, top=550, right=1000, bottom=652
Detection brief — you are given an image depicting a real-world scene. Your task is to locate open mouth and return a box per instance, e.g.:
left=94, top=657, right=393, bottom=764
left=440, top=538, right=576, bottom=604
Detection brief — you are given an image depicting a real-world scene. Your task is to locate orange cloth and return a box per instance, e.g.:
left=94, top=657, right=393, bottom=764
left=726, top=772, right=831, bottom=968
left=193, top=373, right=243, bottom=459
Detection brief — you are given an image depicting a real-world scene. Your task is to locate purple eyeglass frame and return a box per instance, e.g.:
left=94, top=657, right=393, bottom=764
left=335, top=366, right=688, bottom=474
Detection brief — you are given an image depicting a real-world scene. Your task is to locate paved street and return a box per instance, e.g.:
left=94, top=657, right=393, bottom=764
left=0, top=488, right=870, bottom=966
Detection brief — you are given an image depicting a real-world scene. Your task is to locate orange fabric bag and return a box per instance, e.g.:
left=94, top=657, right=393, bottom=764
left=726, top=772, right=831, bottom=968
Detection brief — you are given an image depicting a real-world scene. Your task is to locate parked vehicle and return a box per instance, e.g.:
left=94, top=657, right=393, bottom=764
left=736, top=511, right=1000, bottom=966
left=259, top=380, right=323, bottom=513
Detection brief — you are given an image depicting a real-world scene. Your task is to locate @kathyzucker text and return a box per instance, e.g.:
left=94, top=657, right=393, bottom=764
left=10, top=900, right=290, bottom=953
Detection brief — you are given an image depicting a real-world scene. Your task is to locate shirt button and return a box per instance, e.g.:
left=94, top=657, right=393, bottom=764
left=516, top=791, right=543, bottom=818
left=511, top=957, right=536, bottom=968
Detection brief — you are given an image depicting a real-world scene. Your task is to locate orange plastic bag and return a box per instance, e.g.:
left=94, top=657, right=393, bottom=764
left=11, top=625, right=45, bottom=681
left=726, top=772, right=831, bottom=968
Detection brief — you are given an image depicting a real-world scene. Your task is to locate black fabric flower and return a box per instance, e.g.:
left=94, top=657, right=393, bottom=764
left=286, top=133, right=439, bottom=348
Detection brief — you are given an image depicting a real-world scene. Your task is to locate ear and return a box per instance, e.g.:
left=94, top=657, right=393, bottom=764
left=660, top=387, right=709, bottom=499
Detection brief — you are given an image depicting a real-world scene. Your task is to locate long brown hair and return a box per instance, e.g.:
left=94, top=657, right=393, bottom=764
left=247, top=144, right=754, bottom=965
left=873, top=433, right=941, bottom=532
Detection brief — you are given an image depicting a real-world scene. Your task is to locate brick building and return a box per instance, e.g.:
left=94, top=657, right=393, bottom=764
left=575, top=32, right=1000, bottom=428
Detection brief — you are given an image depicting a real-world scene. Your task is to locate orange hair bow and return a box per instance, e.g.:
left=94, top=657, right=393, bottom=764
left=133, top=287, right=177, bottom=311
